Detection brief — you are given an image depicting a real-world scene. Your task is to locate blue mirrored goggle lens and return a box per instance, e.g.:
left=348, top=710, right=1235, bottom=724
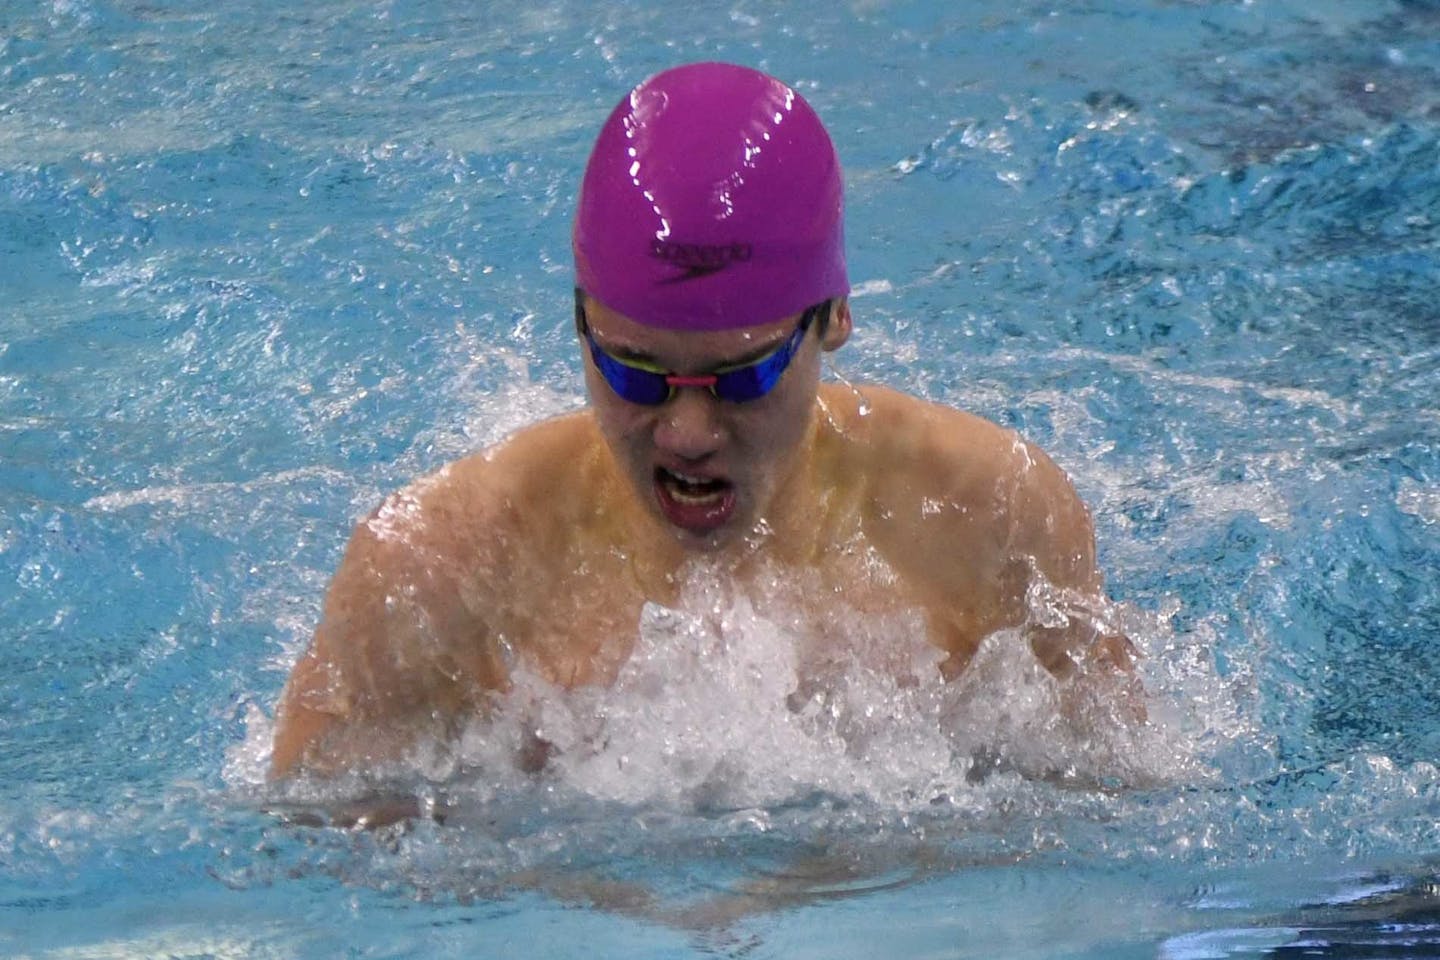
left=587, top=342, right=673, bottom=405
left=711, top=344, right=792, bottom=402
left=583, top=302, right=822, bottom=406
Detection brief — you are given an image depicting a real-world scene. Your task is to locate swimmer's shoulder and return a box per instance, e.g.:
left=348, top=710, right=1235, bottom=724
left=400, top=411, right=609, bottom=534
left=454, top=409, right=608, bottom=507
left=820, top=381, right=1087, bottom=539
left=335, top=410, right=608, bottom=596
left=818, top=382, right=1023, bottom=483
left=820, top=382, right=1098, bottom=595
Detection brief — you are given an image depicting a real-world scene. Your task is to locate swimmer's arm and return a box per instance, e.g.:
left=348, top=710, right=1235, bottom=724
left=269, top=531, right=444, bottom=779
left=985, top=435, right=1147, bottom=730
left=270, top=507, right=503, bottom=780
left=864, top=395, right=1138, bottom=692
left=1001, top=439, right=1137, bottom=680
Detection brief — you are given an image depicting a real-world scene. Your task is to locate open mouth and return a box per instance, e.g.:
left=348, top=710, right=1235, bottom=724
left=653, top=466, right=736, bottom=534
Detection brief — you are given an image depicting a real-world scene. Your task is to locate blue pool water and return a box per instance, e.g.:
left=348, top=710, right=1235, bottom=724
left=4, top=0, right=1440, bottom=956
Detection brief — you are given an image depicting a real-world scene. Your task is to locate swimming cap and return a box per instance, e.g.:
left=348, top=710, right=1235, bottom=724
left=573, top=62, right=848, bottom=332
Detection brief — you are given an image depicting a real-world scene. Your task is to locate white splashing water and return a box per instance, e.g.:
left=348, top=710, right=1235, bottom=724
left=233, top=564, right=1232, bottom=823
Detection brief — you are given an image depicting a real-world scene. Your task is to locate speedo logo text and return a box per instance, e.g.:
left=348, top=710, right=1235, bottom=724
left=651, top=240, right=752, bottom=282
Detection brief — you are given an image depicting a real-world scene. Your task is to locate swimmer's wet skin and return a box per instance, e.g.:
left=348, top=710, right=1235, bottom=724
left=269, top=61, right=1141, bottom=785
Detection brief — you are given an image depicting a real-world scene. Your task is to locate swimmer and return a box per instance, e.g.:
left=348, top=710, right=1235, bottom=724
left=270, top=62, right=1139, bottom=781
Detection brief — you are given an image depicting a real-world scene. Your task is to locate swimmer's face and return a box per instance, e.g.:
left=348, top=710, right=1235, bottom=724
left=579, top=295, right=849, bottom=550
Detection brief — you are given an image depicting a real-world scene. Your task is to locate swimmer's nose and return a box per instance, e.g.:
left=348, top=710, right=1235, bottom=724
left=653, top=386, right=726, bottom=460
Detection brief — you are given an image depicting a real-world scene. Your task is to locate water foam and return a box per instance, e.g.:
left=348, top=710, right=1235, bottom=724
left=220, top=559, right=1254, bottom=920
left=238, top=564, right=1218, bottom=817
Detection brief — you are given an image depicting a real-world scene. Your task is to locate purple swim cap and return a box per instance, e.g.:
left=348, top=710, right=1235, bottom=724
left=573, top=62, right=848, bottom=332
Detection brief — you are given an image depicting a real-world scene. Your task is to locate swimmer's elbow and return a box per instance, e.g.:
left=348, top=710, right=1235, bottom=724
left=268, top=643, right=368, bottom=781
left=268, top=703, right=406, bottom=782
left=268, top=705, right=330, bottom=781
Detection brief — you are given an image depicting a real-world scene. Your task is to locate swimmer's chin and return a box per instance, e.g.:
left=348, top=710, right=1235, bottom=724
left=662, top=520, right=741, bottom=552
left=662, top=511, right=785, bottom=558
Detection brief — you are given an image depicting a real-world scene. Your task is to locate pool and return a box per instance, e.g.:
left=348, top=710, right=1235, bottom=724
left=4, top=0, right=1439, bottom=956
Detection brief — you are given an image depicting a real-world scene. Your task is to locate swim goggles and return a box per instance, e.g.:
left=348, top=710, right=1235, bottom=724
left=580, top=301, right=827, bottom=406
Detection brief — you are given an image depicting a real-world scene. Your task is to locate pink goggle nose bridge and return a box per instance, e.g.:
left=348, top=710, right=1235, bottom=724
left=665, top=374, right=719, bottom=389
